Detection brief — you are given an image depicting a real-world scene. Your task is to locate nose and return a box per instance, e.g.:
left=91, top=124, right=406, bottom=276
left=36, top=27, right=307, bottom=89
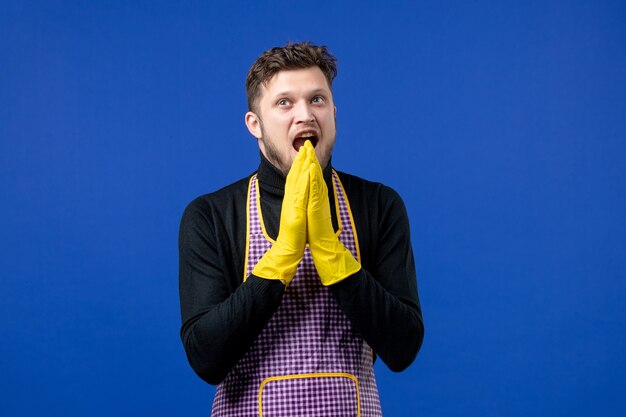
left=294, top=101, right=314, bottom=124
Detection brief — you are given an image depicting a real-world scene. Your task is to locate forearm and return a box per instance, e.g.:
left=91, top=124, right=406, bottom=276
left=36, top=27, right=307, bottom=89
left=180, top=275, right=284, bottom=384
left=330, top=269, right=423, bottom=371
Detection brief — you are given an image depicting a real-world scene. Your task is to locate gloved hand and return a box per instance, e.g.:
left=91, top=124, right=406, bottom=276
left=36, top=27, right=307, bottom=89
left=252, top=142, right=311, bottom=285
left=305, top=141, right=361, bottom=285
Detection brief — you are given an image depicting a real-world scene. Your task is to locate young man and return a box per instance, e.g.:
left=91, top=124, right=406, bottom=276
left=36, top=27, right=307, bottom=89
left=179, top=42, right=424, bottom=416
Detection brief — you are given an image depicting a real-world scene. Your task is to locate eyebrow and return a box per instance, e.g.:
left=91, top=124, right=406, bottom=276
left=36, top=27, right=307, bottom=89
left=271, top=88, right=330, bottom=100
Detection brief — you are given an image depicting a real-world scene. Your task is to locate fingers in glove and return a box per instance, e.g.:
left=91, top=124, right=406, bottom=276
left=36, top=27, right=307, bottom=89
left=285, top=141, right=311, bottom=209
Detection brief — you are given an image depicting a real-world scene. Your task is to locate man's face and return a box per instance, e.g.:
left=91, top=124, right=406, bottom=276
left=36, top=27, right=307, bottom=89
left=245, top=67, right=336, bottom=175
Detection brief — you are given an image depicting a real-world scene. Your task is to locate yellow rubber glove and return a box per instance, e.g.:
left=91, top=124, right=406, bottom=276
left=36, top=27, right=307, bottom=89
left=252, top=142, right=311, bottom=285
left=305, top=141, right=361, bottom=286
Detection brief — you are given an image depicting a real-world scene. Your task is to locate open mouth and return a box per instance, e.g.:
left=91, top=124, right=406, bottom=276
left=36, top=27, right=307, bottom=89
left=293, top=133, right=318, bottom=151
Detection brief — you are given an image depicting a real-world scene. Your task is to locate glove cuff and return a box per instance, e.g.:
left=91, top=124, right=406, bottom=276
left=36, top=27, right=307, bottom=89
left=252, top=244, right=303, bottom=286
left=310, top=240, right=362, bottom=286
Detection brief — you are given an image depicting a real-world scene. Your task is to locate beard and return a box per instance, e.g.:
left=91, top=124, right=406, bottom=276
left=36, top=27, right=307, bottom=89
left=258, top=118, right=336, bottom=177
left=259, top=127, right=291, bottom=176
left=260, top=141, right=291, bottom=177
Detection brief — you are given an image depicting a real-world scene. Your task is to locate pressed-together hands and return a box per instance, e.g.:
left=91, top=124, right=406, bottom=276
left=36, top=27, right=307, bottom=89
left=252, top=141, right=310, bottom=284
left=252, top=141, right=361, bottom=286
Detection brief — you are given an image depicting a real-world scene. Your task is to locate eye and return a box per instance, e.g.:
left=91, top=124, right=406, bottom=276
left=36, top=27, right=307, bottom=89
left=278, top=99, right=290, bottom=106
left=311, top=96, right=324, bottom=104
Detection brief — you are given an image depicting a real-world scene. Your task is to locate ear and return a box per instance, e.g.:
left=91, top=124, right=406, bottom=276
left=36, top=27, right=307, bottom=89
left=334, top=106, right=337, bottom=118
left=245, top=111, right=262, bottom=139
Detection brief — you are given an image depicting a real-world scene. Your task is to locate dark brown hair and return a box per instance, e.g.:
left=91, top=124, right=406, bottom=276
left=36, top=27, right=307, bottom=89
left=245, top=41, right=338, bottom=113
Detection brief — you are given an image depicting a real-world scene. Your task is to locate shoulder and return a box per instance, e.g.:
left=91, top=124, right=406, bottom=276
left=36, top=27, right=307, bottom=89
left=180, top=174, right=254, bottom=230
left=333, top=170, right=411, bottom=266
left=335, top=170, right=405, bottom=208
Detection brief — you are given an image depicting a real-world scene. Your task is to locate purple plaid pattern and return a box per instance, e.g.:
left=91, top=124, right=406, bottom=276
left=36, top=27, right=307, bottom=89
left=261, top=375, right=358, bottom=416
left=211, top=173, right=382, bottom=417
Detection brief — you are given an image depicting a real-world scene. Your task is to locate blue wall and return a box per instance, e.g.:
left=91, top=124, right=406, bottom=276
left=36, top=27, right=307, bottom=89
left=1, top=1, right=625, bottom=415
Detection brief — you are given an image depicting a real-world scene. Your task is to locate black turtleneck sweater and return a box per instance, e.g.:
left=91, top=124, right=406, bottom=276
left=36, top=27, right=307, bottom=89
left=179, top=155, right=424, bottom=385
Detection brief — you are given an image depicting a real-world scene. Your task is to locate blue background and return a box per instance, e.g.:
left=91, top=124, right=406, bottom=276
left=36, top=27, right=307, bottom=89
left=1, top=1, right=625, bottom=416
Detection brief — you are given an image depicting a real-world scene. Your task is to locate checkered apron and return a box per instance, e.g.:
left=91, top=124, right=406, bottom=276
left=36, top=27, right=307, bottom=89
left=211, top=172, right=382, bottom=417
